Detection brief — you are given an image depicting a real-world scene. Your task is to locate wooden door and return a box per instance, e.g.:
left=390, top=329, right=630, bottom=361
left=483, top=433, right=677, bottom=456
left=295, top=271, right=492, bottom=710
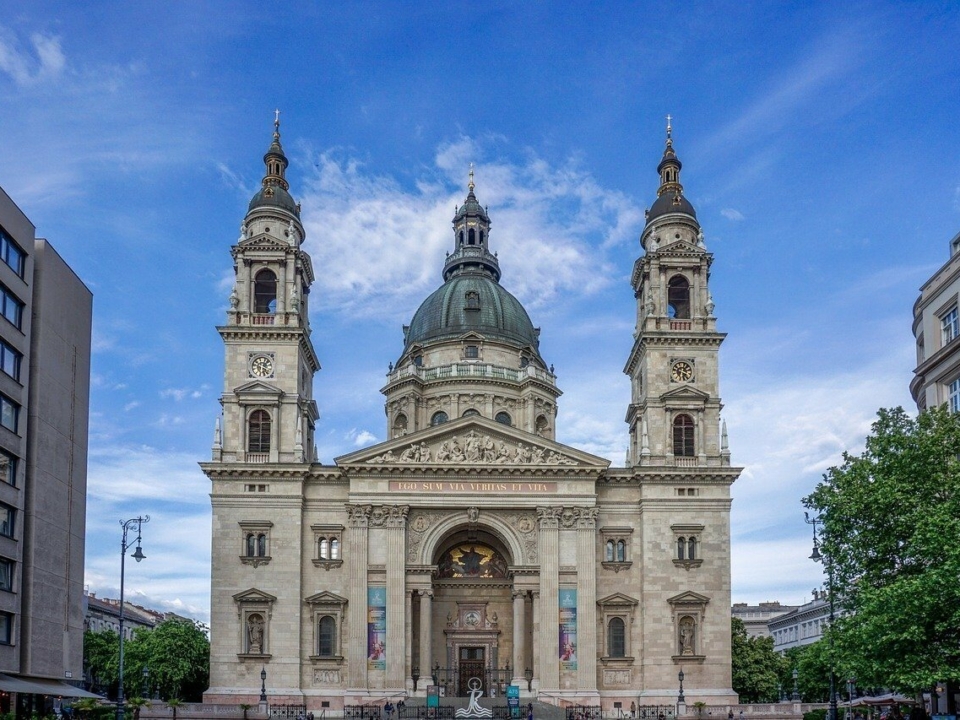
left=458, top=647, right=486, bottom=697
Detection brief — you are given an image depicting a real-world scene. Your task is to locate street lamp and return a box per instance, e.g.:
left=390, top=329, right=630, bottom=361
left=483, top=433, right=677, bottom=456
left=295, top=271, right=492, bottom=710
left=805, top=512, right=837, bottom=720
left=412, top=666, right=420, bottom=693
left=846, top=678, right=856, bottom=720
left=117, top=516, right=149, bottom=720
left=260, top=666, right=267, bottom=703
left=792, top=668, right=799, bottom=702
left=678, top=669, right=685, bottom=704
left=525, top=667, right=533, bottom=692
left=142, top=667, right=149, bottom=699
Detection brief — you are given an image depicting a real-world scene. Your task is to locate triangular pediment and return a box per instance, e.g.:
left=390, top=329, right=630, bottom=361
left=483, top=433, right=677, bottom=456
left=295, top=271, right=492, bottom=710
left=239, top=235, right=290, bottom=252
left=458, top=331, right=487, bottom=342
left=659, top=239, right=703, bottom=255
left=233, top=588, right=277, bottom=604
left=661, top=385, right=710, bottom=401
left=667, top=590, right=710, bottom=606
left=597, top=592, right=639, bottom=607
left=305, top=591, right=348, bottom=606
left=336, top=415, right=610, bottom=469
left=234, top=380, right=283, bottom=397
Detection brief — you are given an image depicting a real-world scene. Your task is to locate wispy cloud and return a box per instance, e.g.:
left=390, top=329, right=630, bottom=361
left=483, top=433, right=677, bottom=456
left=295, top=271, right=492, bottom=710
left=298, top=136, right=644, bottom=320
left=721, top=208, right=745, bottom=221
left=0, top=29, right=65, bottom=86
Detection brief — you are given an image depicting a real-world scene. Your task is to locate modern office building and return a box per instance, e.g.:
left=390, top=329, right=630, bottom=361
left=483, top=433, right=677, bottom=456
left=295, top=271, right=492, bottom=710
left=0, top=186, right=92, bottom=699
left=204, top=120, right=741, bottom=710
left=911, top=230, right=960, bottom=411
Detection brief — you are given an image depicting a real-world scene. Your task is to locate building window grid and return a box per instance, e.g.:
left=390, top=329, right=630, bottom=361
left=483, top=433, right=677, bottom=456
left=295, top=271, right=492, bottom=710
left=0, top=450, right=16, bottom=487
left=0, top=340, right=20, bottom=382
left=942, top=306, right=960, bottom=346
left=0, top=558, right=12, bottom=592
left=0, top=229, right=25, bottom=278
left=0, top=612, right=11, bottom=645
left=950, top=378, right=960, bottom=413
left=0, top=504, right=14, bottom=538
left=0, top=285, right=23, bottom=330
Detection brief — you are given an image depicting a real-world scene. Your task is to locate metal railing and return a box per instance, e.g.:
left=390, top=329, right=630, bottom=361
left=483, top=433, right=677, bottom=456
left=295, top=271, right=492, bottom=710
left=636, top=707, right=676, bottom=720
left=270, top=705, right=306, bottom=719
left=430, top=666, right=515, bottom=698
left=344, top=707, right=382, bottom=720
left=398, top=709, right=455, bottom=720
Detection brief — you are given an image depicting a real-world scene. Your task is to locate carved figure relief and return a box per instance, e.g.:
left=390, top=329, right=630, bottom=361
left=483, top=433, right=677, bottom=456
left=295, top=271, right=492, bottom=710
left=679, top=616, right=695, bottom=655
left=368, top=432, right=577, bottom=465
left=247, top=613, right=265, bottom=654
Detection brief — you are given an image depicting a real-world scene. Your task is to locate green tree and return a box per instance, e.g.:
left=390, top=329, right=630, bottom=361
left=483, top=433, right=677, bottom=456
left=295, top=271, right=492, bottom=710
left=804, top=406, right=960, bottom=693
left=732, top=617, right=789, bottom=702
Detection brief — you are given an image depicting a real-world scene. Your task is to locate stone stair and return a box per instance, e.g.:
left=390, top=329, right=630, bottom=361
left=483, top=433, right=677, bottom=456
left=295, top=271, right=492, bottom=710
left=396, top=697, right=567, bottom=720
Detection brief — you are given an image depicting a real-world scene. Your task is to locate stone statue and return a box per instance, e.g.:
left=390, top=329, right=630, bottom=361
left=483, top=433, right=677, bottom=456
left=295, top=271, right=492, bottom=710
left=247, top=614, right=264, bottom=653
left=229, top=287, right=239, bottom=309
left=679, top=617, right=695, bottom=655
left=419, top=442, right=431, bottom=462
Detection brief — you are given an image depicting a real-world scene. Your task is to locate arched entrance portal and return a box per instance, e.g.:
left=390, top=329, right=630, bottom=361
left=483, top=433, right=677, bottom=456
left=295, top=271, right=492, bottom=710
left=414, top=528, right=526, bottom=698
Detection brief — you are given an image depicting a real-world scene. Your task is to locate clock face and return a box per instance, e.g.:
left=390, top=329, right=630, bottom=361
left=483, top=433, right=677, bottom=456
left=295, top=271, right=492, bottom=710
left=671, top=361, right=693, bottom=382
left=251, top=355, right=274, bottom=378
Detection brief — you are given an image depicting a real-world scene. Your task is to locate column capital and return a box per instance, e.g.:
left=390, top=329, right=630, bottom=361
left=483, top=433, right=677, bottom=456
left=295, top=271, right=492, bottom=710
left=346, top=504, right=372, bottom=527
left=512, top=590, right=527, bottom=601
left=369, top=504, right=410, bottom=528
left=420, top=589, right=434, bottom=599
left=537, top=506, right=561, bottom=529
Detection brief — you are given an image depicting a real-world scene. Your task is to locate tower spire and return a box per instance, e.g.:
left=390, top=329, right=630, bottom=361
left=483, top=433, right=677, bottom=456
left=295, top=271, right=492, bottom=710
left=657, top=114, right=683, bottom=198
left=445, top=166, right=499, bottom=282
left=262, top=111, right=290, bottom=192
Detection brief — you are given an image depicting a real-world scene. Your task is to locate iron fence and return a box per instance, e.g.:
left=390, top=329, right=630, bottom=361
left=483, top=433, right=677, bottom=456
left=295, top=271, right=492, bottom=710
left=566, top=707, right=603, bottom=720
left=344, top=707, right=382, bottom=720
left=636, top=707, right=676, bottom=720
left=430, top=667, right=516, bottom=698
left=271, top=706, right=307, bottom=720
left=397, top=708, right=456, bottom=720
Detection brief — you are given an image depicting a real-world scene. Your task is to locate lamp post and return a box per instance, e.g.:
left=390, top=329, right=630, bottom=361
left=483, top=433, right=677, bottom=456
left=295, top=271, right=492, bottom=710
left=678, top=669, right=685, bottom=704
left=260, top=666, right=267, bottom=703
left=805, top=512, right=837, bottom=720
left=142, top=667, right=149, bottom=699
left=792, top=668, right=799, bottom=702
left=117, top=516, right=149, bottom=720
left=412, top=666, right=420, bottom=693
left=846, top=678, right=856, bottom=720
left=525, top=667, right=533, bottom=692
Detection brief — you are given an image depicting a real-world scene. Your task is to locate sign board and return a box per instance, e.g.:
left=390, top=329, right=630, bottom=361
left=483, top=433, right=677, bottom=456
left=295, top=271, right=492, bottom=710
left=427, top=686, right=439, bottom=708
left=507, top=685, right=520, bottom=699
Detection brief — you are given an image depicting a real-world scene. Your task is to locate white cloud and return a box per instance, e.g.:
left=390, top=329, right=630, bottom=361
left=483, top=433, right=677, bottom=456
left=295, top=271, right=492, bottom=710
left=298, top=137, right=644, bottom=320
left=87, top=445, right=209, bottom=505
left=160, top=386, right=209, bottom=402
left=721, top=208, right=745, bottom=221
left=0, top=29, right=65, bottom=86
left=348, top=429, right=378, bottom=447
left=123, top=401, right=141, bottom=412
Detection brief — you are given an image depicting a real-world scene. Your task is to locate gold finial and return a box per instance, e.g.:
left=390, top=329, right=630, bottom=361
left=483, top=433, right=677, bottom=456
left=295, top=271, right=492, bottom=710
left=468, top=163, right=475, bottom=192
left=666, top=114, right=672, bottom=143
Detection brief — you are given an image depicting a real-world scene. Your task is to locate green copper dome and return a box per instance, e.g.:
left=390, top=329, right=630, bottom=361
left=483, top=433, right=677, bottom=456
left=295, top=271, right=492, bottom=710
left=405, top=273, right=539, bottom=351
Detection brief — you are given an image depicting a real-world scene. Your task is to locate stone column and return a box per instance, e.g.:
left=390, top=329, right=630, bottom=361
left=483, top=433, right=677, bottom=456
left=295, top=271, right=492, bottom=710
left=537, top=507, right=560, bottom=691
left=277, top=259, right=287, bottom=314
left=577, top=508, right=599, bottom=692
left=405, top=590, right=414, bottom=691
left=512, top=590, right=526, bottom=686
left=531, top=590, right=540, bottom=689
left=346, top=505, right=370, bottom=689
left=385, top=505, right=410, bottom=689
left=419, top=590, right=433, bottom=683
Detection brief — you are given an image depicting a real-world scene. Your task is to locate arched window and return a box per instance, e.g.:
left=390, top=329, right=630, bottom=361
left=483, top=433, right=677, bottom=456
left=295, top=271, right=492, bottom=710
left=331, top=538, right=339, bottom=559
left=246, top=533, right=256, bottom=557
left=677, top=537, right=686, bottom=560
left=459, top=231, right=464, bottom=245
left=318, top=616, right=336, bottom=657
left=606, top=540, right=614, bottom=562
left=465, top=291, right=480, bottom=310
left=468, top=228, right=476, bottom=245
left=431, top=411, right=448, bottom=426
left=673, top=414, right=695, bottom=457
left=608, top=617, right=626, bottom=658
left=688, top=537, right=696, bottom=560
left=462, top=409, right=480, bottom=418
left=495, top=411, right=512, bottom=426
left=257, top=533, right=267, bottom=557
left=616, top=540, right=626, bottom=562
left=667, top=275, right=690, bottom=319
left=393, top=413, right=408, bottom=438
left=254, top=270, right=278, bottom=314
left=248, top=410, right=272, bottom=453
left=319, top=538, right=328, bottom=559
left=479, top=231, right=485, bottom=244
left=535, top=415, right=549, bottom=437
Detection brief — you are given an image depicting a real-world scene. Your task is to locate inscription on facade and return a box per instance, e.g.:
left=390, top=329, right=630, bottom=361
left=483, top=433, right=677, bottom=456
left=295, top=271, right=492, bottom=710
left=389, top=481, right=557, bottom=493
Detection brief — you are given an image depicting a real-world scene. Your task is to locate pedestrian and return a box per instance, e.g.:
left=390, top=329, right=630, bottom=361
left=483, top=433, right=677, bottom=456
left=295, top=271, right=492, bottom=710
left=728, top=712, right=733, bottom=720
left=631, top=702, right=636, bottom=719
left=527, top=704, right=533, bottom=720
left=739, top=712, right=745, bottom=720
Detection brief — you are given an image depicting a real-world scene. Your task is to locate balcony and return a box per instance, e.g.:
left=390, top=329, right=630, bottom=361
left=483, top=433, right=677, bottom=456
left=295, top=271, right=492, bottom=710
left=669, top=320, right=692, bottom=331
left=674, top=456, right=698, bottom=467
left=245, top=453, right=269, bottom=463
left=251, top=314, right=275, bottom=326
left=387, top=362, right=556, bottom=385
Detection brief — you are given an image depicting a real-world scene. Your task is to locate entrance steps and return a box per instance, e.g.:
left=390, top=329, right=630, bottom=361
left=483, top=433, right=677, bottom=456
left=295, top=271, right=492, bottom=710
left=398, top=698, right=567, bottom=720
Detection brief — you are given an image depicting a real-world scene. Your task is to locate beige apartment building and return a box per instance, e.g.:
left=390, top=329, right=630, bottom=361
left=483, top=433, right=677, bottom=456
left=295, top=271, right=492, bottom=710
left=203, top=121, right=741, bottom=711
left=0, top=186, right=92, bottom=700
left=912, top=230, right=960, bottom=411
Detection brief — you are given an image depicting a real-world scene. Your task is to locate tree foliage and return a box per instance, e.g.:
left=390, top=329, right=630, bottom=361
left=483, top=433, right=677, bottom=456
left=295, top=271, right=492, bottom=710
left=84, top=618, right=210, bottom=702
left=732, top=617, right=789, bottom=702
left=804, top=406, right=960, bottom=693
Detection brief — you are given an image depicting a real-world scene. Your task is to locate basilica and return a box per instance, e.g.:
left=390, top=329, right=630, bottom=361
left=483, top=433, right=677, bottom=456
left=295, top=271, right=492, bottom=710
left=202, top=119, right=741, bottom=711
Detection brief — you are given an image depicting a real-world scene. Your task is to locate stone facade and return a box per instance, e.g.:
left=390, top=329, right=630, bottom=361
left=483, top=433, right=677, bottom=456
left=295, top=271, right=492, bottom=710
left=204, top=120, right=741, bottom=711
left=911, top=229, right=960, bottom=411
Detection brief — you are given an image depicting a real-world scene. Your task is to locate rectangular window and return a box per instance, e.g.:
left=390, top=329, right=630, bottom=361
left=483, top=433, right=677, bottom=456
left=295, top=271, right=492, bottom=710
left=0, top=612, right=11, bottom=644
left=951, top=379, right=960, bottom=414
left=0, top=340, right=21, bottom=381
left=0, top=395, right=18, bottom=433
left=942, top=307, right=959, bottom=346
left=0, top=504, right=14, bottom=538
left=0, top=558, right=12, bottom=591
left=465, top=345, right=479, bottom=358
left=0, top=228, right=25, bottom=278
left=0, top=451, right=15, bottom=486
left=0, top=286, right=22, bottom=330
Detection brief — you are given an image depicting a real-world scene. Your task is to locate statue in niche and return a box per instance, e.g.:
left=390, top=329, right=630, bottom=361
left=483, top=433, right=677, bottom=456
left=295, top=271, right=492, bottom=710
left=247, top=614, right=265, bottom=654
left=679, top=616, right=695, bottom=656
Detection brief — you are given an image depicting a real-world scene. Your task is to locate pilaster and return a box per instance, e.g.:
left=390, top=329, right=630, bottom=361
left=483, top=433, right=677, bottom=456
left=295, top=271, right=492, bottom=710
left=346, top=505, right=370, bottom=689
left=537, top=507, right=560, bottom=691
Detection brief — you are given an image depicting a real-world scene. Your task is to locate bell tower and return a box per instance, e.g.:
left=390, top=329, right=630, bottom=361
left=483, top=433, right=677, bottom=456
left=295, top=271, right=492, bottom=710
left=214, top=113, right=320, bottom=465
left=624, top=119, right=730, bottom=468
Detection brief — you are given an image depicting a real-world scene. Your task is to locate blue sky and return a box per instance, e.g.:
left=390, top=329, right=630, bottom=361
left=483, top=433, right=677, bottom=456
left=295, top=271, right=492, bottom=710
left=1, top=2, right=958, bottom=624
